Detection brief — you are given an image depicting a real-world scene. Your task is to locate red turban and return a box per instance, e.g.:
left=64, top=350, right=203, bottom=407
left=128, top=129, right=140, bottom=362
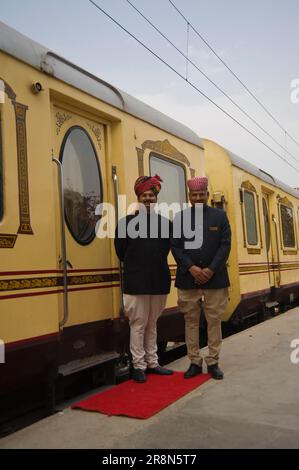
left=134, top=174, right=163, bottom=197
left=187, top=176, right=208, bottom=192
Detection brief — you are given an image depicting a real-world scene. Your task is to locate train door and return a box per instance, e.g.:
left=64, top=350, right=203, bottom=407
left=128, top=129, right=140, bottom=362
left=262, top=193, right=276, bottom=288
left=51, top=104, right=115, bottom=333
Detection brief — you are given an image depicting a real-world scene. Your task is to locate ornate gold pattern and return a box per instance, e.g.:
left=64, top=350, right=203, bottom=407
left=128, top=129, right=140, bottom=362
left=0, top=277, right=61, bottom=292
left=247, top=248, right=261, bottom=254
left=56, top=111, right=72, bottom=135
left=86, top=122, right=102, bottom=149
left=136, top=139, right=190, bottom=176
left=241, top=181, right=257, bottom=192
left=0, top=80, right=34, bottom=247
left=0, top=235, right=17, bottom=248
left=13, top=102, right=33, bottom=235
left=277, top=196, right=293, bottom=207
left=142, top=139, right=190, bottom=165
left=0, top=273, right=119, bottom=292
left=189, top=168, right=196, bottom=178
left=2, top=79, right=16, bottom=101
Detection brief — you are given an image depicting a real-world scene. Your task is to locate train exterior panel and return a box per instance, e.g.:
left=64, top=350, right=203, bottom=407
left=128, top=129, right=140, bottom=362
left=0, top=22, right=203, bottom=411
left=204, top=139, right=299, bottom=323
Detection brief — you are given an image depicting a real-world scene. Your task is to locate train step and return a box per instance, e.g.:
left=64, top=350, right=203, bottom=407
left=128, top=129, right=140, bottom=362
left=58, top=352, right=120, bottom=377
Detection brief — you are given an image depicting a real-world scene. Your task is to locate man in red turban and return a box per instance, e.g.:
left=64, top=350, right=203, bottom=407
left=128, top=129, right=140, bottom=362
left=115, top=174, right=173, bottom=383
left=134, top=174, right=163, bottom=198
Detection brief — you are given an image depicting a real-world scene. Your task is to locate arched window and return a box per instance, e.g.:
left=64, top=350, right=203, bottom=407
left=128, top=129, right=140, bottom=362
left=60, top=126, right=103, bottom=245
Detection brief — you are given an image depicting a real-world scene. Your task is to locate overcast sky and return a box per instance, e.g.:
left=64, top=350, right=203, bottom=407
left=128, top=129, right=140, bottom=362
left=1, top=0, right=298, bottom=186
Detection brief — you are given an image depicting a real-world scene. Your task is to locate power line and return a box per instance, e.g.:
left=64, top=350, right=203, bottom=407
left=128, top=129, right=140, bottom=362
left=87, top=0, right=299, bottom=172
left=168, top=0, right=299, bottom=151
left=125, top=0, right=299, bottom=165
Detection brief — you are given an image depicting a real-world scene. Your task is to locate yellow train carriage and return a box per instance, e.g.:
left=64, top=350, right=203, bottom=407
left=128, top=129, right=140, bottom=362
left=204, top=139, right=299, bottom=324
left=0, top=21, right=204, bottom=420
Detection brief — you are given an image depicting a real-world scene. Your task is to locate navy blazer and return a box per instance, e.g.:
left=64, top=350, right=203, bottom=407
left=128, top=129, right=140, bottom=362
left=115, top=212, right=172, bottom=295
left=171, top=205, right=231, bottom=289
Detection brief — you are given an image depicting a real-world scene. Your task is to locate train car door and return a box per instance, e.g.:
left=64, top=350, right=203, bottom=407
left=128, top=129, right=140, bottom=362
left=51, top=104, right=116, bottom=338
left=262, top=193, right=276, bottom=288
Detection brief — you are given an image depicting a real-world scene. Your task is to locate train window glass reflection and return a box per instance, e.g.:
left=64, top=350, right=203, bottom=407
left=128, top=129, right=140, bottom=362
left=150, top=154, right=187, bottom=211
left=244, top=190, right=258, bottom=245
left=60, top=127, right=102, bottom=245
left=280, top=204, right=295, bottom=248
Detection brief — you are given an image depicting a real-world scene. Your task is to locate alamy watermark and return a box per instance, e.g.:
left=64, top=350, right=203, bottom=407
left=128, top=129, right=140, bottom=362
left=0, top=339, right=5, bottom=364
left=290, top=79, right=299, bottom=104
left=0, top=79, right=5, bottom=104
left=95, top=198, right=204, bottom=249
left=290, top=339, right=299, bottom=364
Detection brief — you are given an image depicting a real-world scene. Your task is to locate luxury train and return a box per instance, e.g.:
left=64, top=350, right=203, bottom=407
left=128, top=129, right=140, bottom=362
left=0, top=22, right=298, bottom=424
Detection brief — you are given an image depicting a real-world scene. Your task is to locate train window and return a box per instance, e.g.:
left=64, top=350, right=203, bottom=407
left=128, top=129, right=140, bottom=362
left=60, top=126, right=102, bottom=245
left=244, top=190, right=258, bottom=245
left=150, top=154, right=187, bottom=207
left=280, top=204, right=295, bottom=248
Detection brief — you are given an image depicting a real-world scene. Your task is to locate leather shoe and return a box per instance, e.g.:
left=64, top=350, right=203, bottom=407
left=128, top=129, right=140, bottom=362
left=207, top=363, right=224, bottom=380
left=184, top=363, right=202, bottom=378
left=132, top=368, right=147, bottom=383
left=146, top=366, right=173, bottom=375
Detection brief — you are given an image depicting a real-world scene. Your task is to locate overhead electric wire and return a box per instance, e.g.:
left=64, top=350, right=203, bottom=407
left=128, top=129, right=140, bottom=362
left=168, top=0, right=299, bottom=151
left=125, top=0, right=299, bottom=165
left=87, top=0, right=299, bottom=172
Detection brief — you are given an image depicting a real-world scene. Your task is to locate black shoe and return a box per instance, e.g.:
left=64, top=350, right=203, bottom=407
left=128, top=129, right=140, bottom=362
left=184, top=364, right=202, bottom=379
left=132, top=368, right=147, bottom=383
left=146, top=366, right=174, bottom=375
left=207, top=363, right=224, bottom=380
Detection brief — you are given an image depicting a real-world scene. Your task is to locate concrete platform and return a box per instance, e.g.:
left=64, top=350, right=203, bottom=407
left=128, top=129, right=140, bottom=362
left=1, top=308, right=299, bottom=449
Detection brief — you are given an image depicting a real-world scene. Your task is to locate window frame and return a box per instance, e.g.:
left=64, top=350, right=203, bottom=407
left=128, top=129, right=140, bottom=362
left=59, top=125, right=103, bottom=246
left=240, top=184, right=262, bottom=254
left=149, top=152, right=188, bottom=205
left=278, top=202, right=297, bottom=252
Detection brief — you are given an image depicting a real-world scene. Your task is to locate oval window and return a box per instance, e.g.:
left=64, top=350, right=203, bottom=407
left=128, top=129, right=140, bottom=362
left=60, top=126, right=102, bottom=245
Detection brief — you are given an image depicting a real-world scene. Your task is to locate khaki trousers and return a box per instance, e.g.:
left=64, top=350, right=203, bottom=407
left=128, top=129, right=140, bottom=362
left=123, top=294, right=167, bottom=370
left=178, top=288, right=228, bottom=366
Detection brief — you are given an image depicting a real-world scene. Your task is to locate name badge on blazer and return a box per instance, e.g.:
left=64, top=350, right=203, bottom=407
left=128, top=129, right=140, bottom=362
left=209, top=226, right=219, bottom=231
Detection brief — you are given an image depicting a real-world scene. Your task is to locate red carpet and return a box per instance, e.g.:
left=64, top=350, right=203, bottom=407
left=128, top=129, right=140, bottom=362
left=72, top=372, right=211, bottom=419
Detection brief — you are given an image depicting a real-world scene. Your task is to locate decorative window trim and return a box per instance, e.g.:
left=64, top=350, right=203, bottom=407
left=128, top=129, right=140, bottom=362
left=149, top=152, right=188, bottom=203
left=136, top=139, right=195, bottom=180
left=277, top=196, right=297, bottom=253
left=0, top=79, right=33, bottom=249
left=59, top=125, right=103, bottom=246
left=240, top=182, right=261, bottom=254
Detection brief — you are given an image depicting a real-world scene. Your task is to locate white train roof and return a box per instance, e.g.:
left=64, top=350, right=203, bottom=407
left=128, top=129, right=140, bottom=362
left=228, top=150, right=299, bottom=199
left=0, top=21, right=203, bottom=148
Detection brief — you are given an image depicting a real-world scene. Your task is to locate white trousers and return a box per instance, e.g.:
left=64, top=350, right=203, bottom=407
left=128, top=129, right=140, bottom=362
left=123, top=294, right=167, bottom=370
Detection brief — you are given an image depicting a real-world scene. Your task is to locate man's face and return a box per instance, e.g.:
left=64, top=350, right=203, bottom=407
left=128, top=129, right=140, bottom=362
left=189, top=190, right=209, bottom=206
left=138, top=190, right=157, bottom=212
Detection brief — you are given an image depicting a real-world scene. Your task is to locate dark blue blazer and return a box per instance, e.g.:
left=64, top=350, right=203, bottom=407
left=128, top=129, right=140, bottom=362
left=171, top=205, right=231, bottom=289
left=115, top=212, right=172, bottom=295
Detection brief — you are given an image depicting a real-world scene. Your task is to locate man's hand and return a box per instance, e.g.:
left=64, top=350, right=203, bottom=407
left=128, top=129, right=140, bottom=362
left=189, top=266, right=214, bottom=284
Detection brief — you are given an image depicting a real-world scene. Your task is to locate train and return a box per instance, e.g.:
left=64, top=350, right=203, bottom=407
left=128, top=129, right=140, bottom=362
left=1, top=21, right=299, bottom=426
